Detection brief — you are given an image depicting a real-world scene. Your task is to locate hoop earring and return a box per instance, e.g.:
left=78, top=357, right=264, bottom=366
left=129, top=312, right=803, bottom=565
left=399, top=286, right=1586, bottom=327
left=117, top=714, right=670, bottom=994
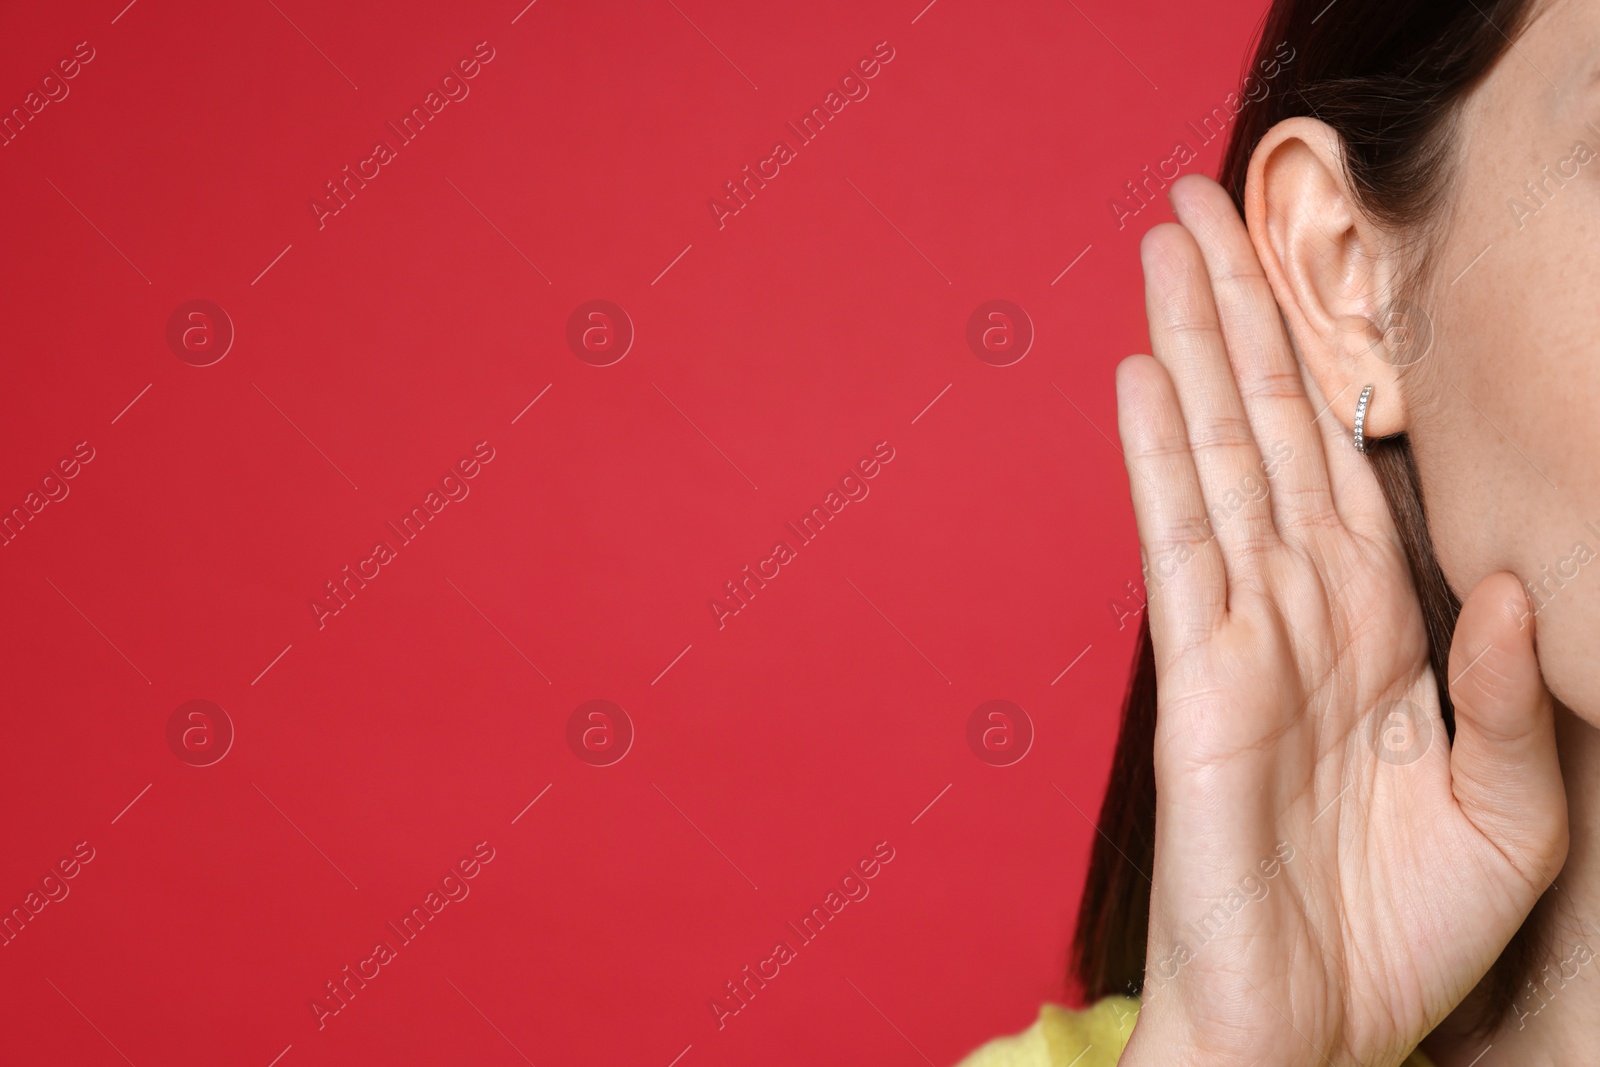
left=1353, top=383, right=1374, bottom=454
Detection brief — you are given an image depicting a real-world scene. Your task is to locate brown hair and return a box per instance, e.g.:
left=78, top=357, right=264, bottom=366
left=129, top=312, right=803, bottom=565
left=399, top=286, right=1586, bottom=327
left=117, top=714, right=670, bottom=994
left=1071, top=0, right=1548, bottom=1037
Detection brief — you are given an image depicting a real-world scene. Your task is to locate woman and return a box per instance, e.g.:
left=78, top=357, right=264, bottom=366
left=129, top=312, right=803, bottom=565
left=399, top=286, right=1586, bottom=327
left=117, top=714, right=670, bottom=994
left=960, top=0, right=1600, bottom=1063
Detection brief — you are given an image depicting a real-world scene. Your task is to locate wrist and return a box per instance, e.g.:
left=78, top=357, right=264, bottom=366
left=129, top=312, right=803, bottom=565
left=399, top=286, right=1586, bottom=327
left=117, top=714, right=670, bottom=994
left=1118, top=1008, right=1209, bottom=1067
left=1119, top=991, right=1330, bottom=1067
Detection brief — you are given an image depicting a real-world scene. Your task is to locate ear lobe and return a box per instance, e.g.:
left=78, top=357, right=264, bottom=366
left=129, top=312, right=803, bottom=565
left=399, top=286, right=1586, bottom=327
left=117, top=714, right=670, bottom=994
left=1244, top=116, right=1409, bottom=439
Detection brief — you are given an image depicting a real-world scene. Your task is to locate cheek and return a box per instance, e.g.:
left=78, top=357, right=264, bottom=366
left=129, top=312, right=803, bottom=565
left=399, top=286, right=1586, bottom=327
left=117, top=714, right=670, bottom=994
left=1412, top=253, right=1600, bottom=719
left=1391, top=32, right=1600, bottom=718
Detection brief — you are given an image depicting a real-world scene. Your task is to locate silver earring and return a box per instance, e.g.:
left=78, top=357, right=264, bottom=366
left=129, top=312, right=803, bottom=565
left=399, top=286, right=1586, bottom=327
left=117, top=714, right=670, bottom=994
left=1353, top=384, right=1374, bottom=454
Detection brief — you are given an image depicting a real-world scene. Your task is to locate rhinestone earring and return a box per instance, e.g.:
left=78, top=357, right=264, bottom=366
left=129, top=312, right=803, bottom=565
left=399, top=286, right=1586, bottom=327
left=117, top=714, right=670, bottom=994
left=1353, top=383, right=1374, bottom=454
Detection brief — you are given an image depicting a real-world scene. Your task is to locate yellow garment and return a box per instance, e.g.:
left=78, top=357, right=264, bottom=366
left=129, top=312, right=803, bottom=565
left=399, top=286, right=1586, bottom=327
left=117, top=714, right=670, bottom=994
left=955, top=997, right=1435, bottom=1067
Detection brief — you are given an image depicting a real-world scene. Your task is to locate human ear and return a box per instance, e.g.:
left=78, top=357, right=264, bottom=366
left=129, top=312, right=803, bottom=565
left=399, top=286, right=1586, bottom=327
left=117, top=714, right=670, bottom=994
left=1243, top=116, right=1409, bottom=439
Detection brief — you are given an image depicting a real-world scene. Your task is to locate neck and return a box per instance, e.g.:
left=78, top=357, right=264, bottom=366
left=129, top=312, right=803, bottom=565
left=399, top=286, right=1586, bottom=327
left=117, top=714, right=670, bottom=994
left=1426, top=703, right=1600, bottom=1067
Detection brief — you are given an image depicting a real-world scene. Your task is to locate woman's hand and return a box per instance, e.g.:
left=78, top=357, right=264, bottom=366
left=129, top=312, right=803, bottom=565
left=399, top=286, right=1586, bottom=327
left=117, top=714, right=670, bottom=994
left=1115, top=175, right=1568, bottom=1067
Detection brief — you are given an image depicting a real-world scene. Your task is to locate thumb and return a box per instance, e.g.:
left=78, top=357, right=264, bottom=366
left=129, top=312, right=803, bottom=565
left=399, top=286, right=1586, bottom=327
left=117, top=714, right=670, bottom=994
left=1446, top=571, right=1568, bottom=886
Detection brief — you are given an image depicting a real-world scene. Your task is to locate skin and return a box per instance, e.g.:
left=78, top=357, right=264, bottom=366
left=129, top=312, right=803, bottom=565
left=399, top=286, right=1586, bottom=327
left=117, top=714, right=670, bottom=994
left=1115, top=3, right=1600, bottom=1064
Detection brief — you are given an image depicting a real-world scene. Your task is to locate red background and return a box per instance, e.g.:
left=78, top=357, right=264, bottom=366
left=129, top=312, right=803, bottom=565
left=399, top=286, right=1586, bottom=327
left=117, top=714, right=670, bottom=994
left=0, top=1, right=1265, bottom=1064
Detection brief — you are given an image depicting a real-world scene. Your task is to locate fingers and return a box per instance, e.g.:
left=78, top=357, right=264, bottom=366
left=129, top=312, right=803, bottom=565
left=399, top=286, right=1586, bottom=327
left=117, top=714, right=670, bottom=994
left=1117, top=354, right=1228, bottom=652
left=1446, top=572, right=1569, bottom=888
left=1167, top=177, right=1339, bottom=533
left=1142, top=222, right=1279, bottom=578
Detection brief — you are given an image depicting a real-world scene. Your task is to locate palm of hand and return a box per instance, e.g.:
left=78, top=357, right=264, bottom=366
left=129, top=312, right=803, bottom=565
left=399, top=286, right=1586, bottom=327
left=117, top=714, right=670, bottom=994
left=1119, top=177, right=1566, bottom=1067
